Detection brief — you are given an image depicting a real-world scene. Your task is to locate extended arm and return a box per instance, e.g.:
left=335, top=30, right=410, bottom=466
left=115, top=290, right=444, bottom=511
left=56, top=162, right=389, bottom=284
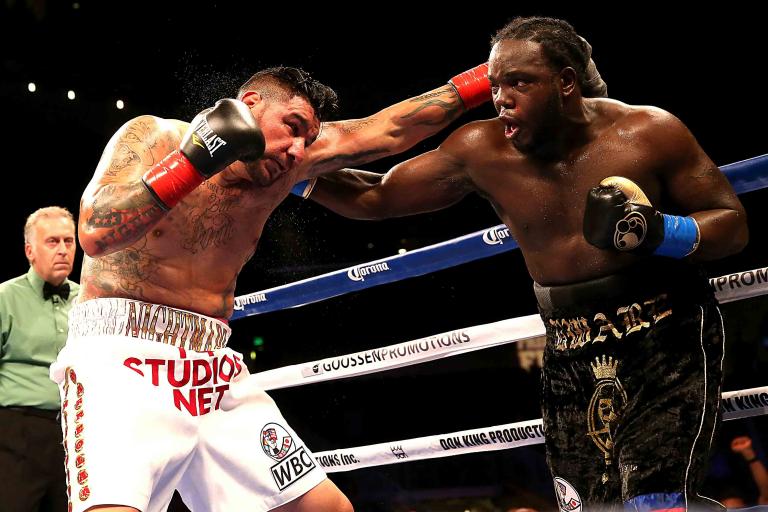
left=310, top=125, right=477, bottom=219
left=300, top=65, right=490, bottom=178
left=295, top=54, right=606, bottom=190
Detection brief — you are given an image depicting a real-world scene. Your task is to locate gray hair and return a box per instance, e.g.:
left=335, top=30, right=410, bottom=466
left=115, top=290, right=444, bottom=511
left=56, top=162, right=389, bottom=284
left=24, top=206, right=75, bottom=243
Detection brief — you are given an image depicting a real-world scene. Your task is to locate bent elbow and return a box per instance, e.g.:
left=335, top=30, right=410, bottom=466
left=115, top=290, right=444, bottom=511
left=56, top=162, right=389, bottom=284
left=711, top=209, right=749, bottom=258
left=80, top=236, right=105, bottom=258
left=732, top=223, right=749, bottom=254
left=78, top=227, right=113, bottom=258
left=729, top=208, right=749, bottom=255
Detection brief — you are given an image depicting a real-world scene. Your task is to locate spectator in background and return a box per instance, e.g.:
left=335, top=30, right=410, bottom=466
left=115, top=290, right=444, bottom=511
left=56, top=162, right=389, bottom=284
left=722, top=436, right=768, bottom=508
left=0, top=206, right=79, bottom=512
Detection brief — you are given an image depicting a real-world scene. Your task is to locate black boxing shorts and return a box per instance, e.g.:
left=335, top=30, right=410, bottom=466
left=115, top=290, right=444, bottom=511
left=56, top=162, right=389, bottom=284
left=534, top=260, right=724, bottom=512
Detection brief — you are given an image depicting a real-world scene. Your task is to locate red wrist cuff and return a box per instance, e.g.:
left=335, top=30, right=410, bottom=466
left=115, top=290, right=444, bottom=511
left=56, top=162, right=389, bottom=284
left=450, top=63, right=491, bottom=110
left=141, top=150, right=205, bottom=210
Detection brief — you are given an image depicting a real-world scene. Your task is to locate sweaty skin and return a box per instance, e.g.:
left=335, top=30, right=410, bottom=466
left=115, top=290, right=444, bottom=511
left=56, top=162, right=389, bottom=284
left=78, top=85, right=465, bottom=317
left=309, top=40, right=747, bottom=285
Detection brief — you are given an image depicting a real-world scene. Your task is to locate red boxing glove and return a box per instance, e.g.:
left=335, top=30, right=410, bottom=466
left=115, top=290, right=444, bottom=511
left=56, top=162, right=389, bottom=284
left=449, top=63, right=490, bottom=110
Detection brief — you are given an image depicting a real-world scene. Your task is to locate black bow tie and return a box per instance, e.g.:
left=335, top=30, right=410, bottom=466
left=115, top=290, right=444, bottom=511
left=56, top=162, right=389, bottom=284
left=43, top=281, right=70, bottom=301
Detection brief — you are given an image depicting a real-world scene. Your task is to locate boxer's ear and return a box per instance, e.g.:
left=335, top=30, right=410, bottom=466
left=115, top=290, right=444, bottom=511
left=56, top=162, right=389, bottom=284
left=560, top=67, right=577, bottom=97
left=241, top=91, right=263, bottom=107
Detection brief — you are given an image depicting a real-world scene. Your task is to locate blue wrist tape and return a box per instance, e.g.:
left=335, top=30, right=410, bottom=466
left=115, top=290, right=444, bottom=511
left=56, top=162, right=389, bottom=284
left=654, top=214, right=700, bottom=258
left=290, top=179, right=316, bottom=199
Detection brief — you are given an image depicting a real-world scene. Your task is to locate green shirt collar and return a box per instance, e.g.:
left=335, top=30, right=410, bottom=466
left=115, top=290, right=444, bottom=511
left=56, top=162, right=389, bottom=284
left=25, top=266, right=46, bottom=295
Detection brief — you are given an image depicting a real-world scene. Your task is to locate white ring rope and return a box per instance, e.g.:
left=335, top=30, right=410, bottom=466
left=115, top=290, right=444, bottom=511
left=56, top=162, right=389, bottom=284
left=253, top=267, right=768, bottom=392
left=236, top=155, right=768, bottom=472
left=253, top=315, right=543, bottom=392
left=311, top=387, right=768, bottom=473
left=245, top=266, right=768, bottom=472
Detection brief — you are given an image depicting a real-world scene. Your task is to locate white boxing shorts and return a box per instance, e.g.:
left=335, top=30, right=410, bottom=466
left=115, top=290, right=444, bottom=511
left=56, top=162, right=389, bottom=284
left=50, top=298, right=326, bottom=512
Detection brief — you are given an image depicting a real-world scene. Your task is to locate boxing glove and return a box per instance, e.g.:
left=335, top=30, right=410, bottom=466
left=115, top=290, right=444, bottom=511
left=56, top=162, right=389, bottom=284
left=449, top=63, right=491, bottom=110
left=452, top=39, right=607, bottom=109
left=583, top=177, right=699, bottom=258
left=143, top=99, right=265, bottom=210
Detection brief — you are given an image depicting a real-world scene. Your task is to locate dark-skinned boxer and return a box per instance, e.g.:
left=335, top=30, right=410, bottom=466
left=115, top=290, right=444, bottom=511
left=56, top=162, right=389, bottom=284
left=306, top=17, right=748, bottom=512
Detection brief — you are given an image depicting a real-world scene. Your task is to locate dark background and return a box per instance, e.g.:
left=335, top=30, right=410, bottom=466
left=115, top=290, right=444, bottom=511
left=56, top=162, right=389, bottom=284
left=2, top=2, right=767, bottom=510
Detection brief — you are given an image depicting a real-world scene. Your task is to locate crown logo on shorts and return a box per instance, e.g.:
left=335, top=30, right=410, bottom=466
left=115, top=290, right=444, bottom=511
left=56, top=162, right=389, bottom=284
left=591, top=355, right=619, bottom=380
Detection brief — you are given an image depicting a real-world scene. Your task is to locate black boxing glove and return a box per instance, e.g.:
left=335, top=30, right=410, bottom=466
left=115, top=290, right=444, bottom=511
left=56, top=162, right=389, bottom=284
left=583, top=177, right=700, bottom=258
left=142, top=99, right=265, bottom=210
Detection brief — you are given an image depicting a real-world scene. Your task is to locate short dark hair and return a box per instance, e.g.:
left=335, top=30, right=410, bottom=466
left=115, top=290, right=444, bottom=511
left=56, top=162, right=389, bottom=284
left=491, top=17, right=592, bottom=89
left=238, top=66, right=339, bottom=122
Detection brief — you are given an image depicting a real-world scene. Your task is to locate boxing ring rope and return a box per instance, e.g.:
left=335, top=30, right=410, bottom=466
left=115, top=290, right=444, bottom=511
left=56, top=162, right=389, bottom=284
left=234, top=153, right=768, bottom=473
left=232, top=154, right=768, bottom=320
left=250, top=266, right=768, bottom=393
left=310, top=387, right=768, bottom=473
left=247, top=266, right=768, bottom=473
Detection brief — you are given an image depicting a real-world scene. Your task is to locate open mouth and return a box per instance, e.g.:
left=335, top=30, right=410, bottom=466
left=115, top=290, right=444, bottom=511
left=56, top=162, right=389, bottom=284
left=499, top=114, right=520, bottom=140
left=502, top=118, right=520, bottom=139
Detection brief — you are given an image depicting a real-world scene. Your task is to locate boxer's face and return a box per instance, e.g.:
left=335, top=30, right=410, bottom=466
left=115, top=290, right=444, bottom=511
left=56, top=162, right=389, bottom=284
left=243, top=94, right=320, bottom=187
left=25, top=216, right=76, bottom=286
left=489, top=39, right=565, bottom=153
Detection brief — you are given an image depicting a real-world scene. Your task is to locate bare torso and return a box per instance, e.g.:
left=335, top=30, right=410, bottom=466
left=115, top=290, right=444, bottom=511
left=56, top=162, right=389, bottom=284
left=79, top=119, right=291, bottom=318
left=461, top=100, right=671, bottom=285
left=78, top=83, right=467, bottom=317
left=79, top=181, right=282, bottom=317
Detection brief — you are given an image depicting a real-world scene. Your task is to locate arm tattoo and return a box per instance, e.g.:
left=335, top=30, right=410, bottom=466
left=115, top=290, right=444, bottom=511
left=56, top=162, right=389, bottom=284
left=312, top=87, right=460, bottom=173
left=400, top=87, right=462, bottom=126
left=86, top=183, right=164, bottom=253
left=105, top=143, right=142, bottom=177
left=103, top=120, right=157, bottom=178
left=327, top=118, right=377, bottom=134
left=408, top=86, right=458, bottom=102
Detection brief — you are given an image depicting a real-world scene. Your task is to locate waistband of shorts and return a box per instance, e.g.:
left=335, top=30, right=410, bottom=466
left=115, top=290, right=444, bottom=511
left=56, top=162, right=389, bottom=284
left=0, top=406, right=59, bottom=420
left=533, top=259, right=711, bottom=315
left=68, top=298, right=232, bottom=351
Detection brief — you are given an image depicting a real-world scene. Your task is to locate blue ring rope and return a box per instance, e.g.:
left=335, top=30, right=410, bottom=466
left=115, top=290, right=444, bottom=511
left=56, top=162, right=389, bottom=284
left=232, top=153, right=768, bottom=320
